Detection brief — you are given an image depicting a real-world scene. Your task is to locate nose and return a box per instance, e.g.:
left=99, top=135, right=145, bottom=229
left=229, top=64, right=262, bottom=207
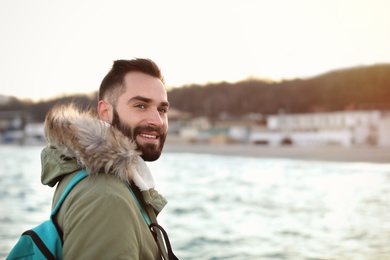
left=147, top=109, right=164, bottom=127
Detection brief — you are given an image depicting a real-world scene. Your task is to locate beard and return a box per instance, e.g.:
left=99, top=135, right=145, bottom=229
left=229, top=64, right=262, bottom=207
left=111, top=109, right=166, bottom=161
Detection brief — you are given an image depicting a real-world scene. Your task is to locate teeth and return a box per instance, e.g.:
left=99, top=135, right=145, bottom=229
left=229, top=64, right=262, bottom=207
left=140, top=134, right=157, bottom=139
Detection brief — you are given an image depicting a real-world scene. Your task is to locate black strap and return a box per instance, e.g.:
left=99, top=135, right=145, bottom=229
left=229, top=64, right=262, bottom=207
left=130, top=184, right=172, bottom=260
left=22, top=230, right=55, bottom=260
left=150, top=223, right=179, bottom=260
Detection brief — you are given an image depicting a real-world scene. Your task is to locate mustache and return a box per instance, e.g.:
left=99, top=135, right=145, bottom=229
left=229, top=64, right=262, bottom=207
left=133, top=125, right=164, bottom=136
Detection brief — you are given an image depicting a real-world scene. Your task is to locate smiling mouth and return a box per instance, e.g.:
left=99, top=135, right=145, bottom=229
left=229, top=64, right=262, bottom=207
left=139, top=133, right=158, bottom=139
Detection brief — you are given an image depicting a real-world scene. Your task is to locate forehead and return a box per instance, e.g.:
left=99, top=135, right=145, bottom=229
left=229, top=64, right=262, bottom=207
left=120, top=72, right=167, bottom=102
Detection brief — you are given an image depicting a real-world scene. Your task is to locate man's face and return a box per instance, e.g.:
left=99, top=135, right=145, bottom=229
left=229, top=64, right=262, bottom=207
left=104, top=72, right=169, bottom=161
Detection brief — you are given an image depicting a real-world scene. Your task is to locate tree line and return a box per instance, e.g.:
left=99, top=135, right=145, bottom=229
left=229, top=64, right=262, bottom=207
left=168, top=64, right=390, bottom=119
left=1, top=64, right=390, bottom=122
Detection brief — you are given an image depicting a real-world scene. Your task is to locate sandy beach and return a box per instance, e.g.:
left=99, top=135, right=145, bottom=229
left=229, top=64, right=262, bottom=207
left=164, top=142, right=390, bottom=164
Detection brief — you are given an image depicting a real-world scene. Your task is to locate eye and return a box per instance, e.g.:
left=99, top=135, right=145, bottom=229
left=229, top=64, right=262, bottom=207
left=159, top=107, right=168, bottom=114
left=135, top=104, right=146, bottom=109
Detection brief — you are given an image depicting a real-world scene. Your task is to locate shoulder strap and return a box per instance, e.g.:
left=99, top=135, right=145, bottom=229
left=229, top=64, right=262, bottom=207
left=50, top=169, right=88, bottom=218
left=127, top=185, right=151, bottom=226
left=130, top=186, right=178, bottom=260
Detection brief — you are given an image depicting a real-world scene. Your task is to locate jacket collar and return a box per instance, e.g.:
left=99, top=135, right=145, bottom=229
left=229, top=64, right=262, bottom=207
left=43, top=103, right=159, bottom=192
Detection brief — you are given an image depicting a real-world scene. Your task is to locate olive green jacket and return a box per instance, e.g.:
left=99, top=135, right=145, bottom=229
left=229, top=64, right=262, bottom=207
left=40, top=104, right=168, bottom=259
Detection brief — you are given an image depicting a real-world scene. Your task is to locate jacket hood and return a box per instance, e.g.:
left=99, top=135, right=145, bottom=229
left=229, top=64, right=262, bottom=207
left=41, top=103, right=158, bottom=192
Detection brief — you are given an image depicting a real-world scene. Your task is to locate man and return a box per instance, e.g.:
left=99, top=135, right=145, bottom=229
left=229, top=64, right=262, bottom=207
left=41, top=58, right=174, bottom=259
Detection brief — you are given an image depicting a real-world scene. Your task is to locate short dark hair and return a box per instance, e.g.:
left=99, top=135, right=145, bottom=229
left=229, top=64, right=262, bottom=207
left=98, top=58, right=164, bottom=105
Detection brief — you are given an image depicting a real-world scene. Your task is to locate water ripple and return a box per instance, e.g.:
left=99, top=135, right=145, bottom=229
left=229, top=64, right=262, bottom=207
left=1, top=147, right=390, bottom=259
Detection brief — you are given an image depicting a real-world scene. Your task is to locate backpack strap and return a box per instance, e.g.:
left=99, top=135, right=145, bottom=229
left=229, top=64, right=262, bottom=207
left=128, top=185, right=178, bottom=260
left=127, top=184, right=151, bottom=226
left=50, top=169, right=88, bottom=219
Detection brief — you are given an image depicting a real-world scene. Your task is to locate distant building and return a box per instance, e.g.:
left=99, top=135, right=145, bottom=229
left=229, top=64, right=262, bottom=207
left=0, top=110, right=45, bottom=145
left=24, top=123, right=45, bottom=145
left=250, top=110, right=389, bottom=147
left=167, top=108, right=191, bottom=135
left=0, top=111, right=28, bottom=144
left=170, top=109, right=390, bottom=147
left=378, top=111, right=390, bottom=146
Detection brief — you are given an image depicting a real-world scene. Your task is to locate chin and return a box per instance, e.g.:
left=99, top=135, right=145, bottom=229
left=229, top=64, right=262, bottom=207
left=137, top=142, right=163, bottom=161
left=141, top=153, right=161, bottom=162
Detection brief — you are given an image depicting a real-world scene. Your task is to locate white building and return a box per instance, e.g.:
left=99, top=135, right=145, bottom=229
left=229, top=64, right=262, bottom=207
left=250, top=110, right=390, bottom=147
left=24, top=123, right=45, bottom=145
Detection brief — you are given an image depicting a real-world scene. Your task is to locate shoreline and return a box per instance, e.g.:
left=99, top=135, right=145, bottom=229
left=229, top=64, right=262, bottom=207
left=1, top=142, right=389, bottom=164
left=164, top=142, right=390, bottom=164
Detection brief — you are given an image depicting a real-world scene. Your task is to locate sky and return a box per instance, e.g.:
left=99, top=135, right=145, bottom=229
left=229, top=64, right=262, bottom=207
left=0, top=0, right=389, bottom=101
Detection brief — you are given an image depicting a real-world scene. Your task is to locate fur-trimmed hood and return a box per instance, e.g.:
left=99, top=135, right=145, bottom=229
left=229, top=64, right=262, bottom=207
left=41, top=103, right=163, bottom=198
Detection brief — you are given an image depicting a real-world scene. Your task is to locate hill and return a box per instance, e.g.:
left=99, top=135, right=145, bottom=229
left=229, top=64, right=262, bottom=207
left=1, top=64, right=390, bottom=122
left=167, top=64, right=390, bottom=118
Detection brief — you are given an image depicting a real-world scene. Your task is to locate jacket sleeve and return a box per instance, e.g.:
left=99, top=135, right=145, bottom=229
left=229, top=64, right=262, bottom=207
left=61, top=186, right=158, bottom=259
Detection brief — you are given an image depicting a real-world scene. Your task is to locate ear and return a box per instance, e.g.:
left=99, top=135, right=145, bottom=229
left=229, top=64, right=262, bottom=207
left=98, top=100, right=113, bottom=123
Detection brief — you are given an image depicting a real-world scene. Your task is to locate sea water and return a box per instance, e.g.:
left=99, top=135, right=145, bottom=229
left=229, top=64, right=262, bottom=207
left=0, top=146, right=389, bottom=260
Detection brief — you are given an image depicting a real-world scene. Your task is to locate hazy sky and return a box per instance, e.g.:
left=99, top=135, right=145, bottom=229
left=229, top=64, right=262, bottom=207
left=0, top=0, right=389, bottom=101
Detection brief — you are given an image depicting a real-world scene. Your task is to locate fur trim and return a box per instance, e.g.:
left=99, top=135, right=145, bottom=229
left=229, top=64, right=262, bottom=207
left=44, top=103, right=140, bottom=183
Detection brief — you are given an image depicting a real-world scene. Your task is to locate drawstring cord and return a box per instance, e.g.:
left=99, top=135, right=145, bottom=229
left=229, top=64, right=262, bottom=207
left=127, top=184, right=179, bottom=260
left=150, top=223, right=179, bottom=260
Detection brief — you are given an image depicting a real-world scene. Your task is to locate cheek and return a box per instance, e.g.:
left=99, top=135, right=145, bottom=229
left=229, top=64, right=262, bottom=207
left=121, top=117, right=139, bottom=129
left=161, top=116, right=169, bottom=131
left=116, top=109, right=139, bottom=127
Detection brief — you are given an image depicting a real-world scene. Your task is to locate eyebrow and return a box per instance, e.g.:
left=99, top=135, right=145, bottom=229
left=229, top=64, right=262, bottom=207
left=128, top=95, right=170, bottom=107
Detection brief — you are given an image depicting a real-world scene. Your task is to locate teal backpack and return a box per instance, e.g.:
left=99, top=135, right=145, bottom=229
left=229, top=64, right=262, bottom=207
left=7, top=170, right=88, bottom=260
